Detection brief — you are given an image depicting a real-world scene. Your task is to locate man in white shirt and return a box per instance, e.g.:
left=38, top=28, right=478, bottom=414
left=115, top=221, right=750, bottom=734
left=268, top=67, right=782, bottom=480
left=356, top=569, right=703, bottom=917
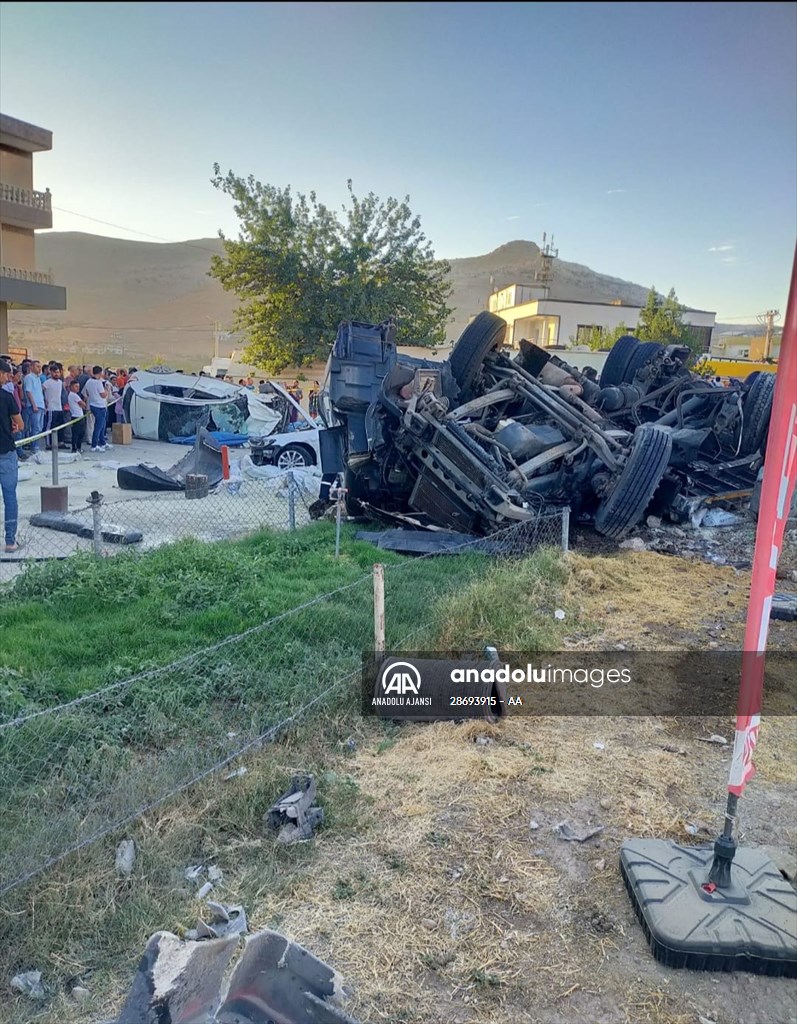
left=42, top=362, right=66, bottom=451
left=82, top=366, right=112, bottom=452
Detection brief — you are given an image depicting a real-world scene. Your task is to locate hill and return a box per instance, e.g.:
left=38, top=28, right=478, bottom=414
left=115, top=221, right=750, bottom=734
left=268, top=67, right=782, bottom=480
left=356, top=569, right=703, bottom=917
left=9, top=233, right=664, bottom=368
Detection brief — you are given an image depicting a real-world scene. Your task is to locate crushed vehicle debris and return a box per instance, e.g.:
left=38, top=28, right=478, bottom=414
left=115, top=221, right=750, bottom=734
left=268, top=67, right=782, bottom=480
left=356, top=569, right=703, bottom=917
left=319, top=313, right=774, bottom=537
left=114, top=928, right=358, bottom=1024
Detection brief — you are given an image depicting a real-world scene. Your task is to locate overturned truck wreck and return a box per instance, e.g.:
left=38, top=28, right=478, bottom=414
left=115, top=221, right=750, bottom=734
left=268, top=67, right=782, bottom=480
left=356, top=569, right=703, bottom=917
left=322, top=313, right=774, bottom=538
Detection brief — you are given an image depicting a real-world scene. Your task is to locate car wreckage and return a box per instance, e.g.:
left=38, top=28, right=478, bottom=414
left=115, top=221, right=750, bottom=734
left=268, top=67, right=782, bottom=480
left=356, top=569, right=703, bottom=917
left=318, top=312, right=775, bottom=538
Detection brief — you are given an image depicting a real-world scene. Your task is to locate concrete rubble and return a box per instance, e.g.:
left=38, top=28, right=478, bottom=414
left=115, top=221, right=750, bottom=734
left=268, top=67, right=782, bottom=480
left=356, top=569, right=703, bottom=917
left=113, top=928, right=360, bottom=1023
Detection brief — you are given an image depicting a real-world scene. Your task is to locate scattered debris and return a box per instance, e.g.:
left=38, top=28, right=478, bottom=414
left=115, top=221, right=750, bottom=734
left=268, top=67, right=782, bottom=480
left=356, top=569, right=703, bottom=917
left=554, top=608, right=566, bottom=620
left=115, top=838, right=136, bottom=876
left=207, top=865, right=223, bottom=884
left=444, top=907, right=477, bottom=940
left=529, top=819, right=540, bottom=831
left=619, top=537, right=647, bottom=552
left=593, top=858, right=606, bottom=872
left=646, top=515, right=662, bottom=528
left=662, top=744, right=688, bottom=755
left=701, top=508, right=744, bottom=527
left=698, top=1015, right=719, bottom=1024
left=222, top=765, right=248, bottom=781
left=197, top=881, right=214, bottom=899
left=593, top=741, right=606, bottom=750
left=10, top=971, right=46, bottom=1000
left=554, top=821, right=605, bottom=843
left=114, top=928, right=358, bottom=1024
left=699, top=734, right=728, bottom=745
left=266, top=773, right=324, bottom=845
left=474, top=734, right=494, bottom=746
left=771, top=593, right=797, bottom=622
left=185, top=864, right=204, bottom=882
left=71, top=986, right=90, bottom=1002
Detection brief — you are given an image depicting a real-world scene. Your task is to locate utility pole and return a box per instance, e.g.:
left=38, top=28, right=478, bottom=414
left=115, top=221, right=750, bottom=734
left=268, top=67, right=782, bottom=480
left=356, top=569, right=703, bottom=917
left=757, top=309, right=780, bottom=361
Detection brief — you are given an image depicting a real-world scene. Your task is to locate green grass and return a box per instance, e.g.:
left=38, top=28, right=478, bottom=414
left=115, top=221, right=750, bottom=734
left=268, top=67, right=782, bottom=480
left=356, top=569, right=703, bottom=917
left=0, top=523, right=484, bottom=714
left=0, top=539, right=571, bottom=1023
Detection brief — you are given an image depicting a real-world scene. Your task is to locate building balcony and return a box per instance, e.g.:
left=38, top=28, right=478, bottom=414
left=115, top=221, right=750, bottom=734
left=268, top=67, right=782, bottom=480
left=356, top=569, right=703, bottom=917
left=0, top=264, right=66, bottom=311
left=0, top=183, right=53, bottom=229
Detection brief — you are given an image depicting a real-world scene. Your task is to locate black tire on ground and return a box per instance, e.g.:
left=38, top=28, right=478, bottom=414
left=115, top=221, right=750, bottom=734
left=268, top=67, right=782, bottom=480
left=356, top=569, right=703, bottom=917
left=739, top=372, right=776, bottom=456
left=449, top=311, right=506, bottom=394
left=622, top=341, right=664, bottom=383
left=594, top=425, right=673, bottom=539
left=275, top=443, right=314, bottom=470
left=599, top=336, right=639, bottom=387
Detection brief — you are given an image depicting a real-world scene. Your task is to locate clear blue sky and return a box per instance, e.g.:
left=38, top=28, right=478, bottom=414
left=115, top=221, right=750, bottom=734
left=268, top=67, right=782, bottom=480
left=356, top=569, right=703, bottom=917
left=1, top=1, right=795, bottom=320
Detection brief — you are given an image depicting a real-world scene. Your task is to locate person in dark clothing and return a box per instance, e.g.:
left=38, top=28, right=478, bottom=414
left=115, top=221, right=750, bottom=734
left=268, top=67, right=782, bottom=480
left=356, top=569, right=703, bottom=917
left=0, top=358, right=24, bottom=552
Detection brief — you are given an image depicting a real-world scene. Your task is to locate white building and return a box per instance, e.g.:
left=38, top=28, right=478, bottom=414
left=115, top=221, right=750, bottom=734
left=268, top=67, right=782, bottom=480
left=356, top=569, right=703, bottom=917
left=487, top=284, right=716, bottom=352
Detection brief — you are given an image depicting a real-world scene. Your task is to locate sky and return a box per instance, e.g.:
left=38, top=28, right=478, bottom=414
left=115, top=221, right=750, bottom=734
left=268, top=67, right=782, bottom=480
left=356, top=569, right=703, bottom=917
left=0, top=1, right=795, bottom=321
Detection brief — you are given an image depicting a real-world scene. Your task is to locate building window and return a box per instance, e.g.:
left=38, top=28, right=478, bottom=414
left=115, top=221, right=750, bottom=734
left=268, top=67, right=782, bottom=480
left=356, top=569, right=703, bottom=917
left=576, top=324, right=602, bottom=344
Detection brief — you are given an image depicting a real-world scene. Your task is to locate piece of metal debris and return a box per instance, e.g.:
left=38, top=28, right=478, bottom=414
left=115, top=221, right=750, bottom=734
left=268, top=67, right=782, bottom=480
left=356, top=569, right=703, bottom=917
left=113, top=928, right=359, bottom=1024
left=554, top=608, right=566, bottom=620
left=699, top=734, right=728, bottom=745
left=266, top=773, right=324, bottom=845
left=10, top=971, right=46, bottom=1000
left=185, top=864, right=205, bottom=881
left=197, top=881, right=214, bottom=899
left=555, top=821, right=605, bottom=843
left=115, top=839, right=136, bottom=876
left=771, top=592, right=797, bottom=622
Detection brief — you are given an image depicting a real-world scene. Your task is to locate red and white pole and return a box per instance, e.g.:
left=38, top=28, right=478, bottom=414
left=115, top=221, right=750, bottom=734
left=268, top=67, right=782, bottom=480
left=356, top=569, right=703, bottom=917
left=710, top=246, right=797, bottom=884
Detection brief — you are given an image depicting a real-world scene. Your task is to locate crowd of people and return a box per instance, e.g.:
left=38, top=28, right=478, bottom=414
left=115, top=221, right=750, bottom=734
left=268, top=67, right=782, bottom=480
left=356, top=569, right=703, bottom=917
left=0, top=357, right=137, bottom=553
left=2, top=359, right=135, bottom=460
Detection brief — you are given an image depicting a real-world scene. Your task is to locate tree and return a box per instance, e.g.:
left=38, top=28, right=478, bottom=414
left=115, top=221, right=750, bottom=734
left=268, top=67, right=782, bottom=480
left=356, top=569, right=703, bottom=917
left=209, top=168, right=453, bottom=373
left=636, top=287, right=699, bottom=355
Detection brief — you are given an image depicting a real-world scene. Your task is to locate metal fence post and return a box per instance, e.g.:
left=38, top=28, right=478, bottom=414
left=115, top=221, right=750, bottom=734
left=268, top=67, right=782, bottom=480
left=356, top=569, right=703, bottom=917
left=287, top=471, right=296, bottom=531
left=561, top=505, right=571, bottom=554
left=334, top=487, right=344, bottom=559
left=50, top=433, right=59, bottom=486
left=89, top=490, right=103, bottom=556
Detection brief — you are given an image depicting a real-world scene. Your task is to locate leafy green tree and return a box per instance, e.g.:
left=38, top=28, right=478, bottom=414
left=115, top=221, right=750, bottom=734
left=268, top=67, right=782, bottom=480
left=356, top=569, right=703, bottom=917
left=209, top=168, right=453, bottom=373
left=636, top=286, right=699, bottom=354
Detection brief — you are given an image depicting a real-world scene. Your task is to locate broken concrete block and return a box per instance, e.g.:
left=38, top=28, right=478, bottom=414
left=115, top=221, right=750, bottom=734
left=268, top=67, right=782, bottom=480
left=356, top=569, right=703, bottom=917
left=115, top=839, right=136, bottom=876
left=266, top=773, right=324, bottom=844
left=554, top=820, right=604, bottom=843
left=115, top=931, right=239, bottom=1024
left=619, top=537, right=646, bottom=552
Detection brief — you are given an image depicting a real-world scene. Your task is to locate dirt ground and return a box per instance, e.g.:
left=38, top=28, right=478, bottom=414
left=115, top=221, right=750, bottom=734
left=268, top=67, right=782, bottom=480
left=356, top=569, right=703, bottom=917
left=252, top=549, right=797, bottom=1024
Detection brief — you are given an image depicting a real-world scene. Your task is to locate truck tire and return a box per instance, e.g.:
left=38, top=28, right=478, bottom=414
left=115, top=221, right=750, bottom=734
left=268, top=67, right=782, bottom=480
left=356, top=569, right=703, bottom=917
left=599, top=336, right=639, bottom=387
left=449, top=312, right=506, bottom=395
left=623, top=341, right=664, bottom=383
left=739, top=372, right=776, bottom=456
left=594, top=425, right=672, bottom=539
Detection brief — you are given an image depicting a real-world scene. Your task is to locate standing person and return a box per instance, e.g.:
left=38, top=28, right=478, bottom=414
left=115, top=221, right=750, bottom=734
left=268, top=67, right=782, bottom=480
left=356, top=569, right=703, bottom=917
left=66, top=379, right=87, bottom=453
left=308, top=380, right=321, bottom=419
left=23, top=359, right=45, bottom=457
left=43, top=362, right=66, bottom=450
left=0, top=358, right=24, bottom=552
left=83, top=366, right=111, bottom=452
left=7, top=366, right=27, bottom=462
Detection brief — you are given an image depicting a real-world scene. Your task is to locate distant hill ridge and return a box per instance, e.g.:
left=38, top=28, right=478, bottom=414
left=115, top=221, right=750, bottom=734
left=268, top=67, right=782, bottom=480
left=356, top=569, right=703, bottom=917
left=10, top=233, right=697, bottom=365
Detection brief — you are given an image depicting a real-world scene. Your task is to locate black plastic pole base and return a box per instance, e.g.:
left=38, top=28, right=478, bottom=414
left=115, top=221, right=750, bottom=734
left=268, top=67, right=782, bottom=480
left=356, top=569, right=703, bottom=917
left=620, top=839, right=797, bottom=977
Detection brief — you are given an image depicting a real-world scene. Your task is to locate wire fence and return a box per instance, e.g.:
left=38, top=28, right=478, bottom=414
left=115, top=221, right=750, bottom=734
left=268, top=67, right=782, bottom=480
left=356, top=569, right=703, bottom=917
left=0, top=512, right=567, bottom=895
left=2, top=424, right=318, bottom=586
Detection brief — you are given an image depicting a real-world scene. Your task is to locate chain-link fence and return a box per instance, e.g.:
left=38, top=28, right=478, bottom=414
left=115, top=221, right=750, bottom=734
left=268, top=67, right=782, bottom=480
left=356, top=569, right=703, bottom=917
left=2, top=427, right=319, bottom=587
left=0, top=511, right=568, bottom=895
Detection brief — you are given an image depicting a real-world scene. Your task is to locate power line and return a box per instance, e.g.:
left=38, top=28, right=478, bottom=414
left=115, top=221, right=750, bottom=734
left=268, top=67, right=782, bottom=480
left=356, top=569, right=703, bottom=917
left=51, top=206, right=222, bottom=255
